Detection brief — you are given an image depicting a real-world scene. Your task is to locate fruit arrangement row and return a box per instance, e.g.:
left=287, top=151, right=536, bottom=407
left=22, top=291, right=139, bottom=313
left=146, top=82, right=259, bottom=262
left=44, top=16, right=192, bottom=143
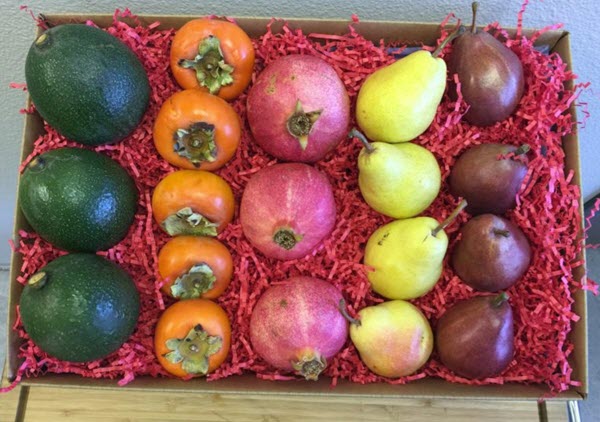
left=15, top=3, right=548, bottom=384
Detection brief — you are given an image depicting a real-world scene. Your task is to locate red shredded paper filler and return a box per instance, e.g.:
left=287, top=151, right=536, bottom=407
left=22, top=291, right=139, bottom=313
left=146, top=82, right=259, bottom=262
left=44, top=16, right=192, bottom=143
left=6, top=7, right=591, bottom=394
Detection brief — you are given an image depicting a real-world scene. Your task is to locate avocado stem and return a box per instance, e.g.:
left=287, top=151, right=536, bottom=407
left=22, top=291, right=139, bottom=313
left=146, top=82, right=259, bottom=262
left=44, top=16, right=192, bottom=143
left=493, top=228, right=511, bottom=237
left=431, top=199, right=468, bottom=237
left=471, top=2, right=479, bottom=34
left=35, top=33, right=49, bottom=46
left=27, top=272, right=47, bottom=290
left=349, top=129, right=374, bottom=154
left=432, top=25, right=465, bottom=58
left=491, top=292, right=510, bottom=307
left=338, top=299, right=361, bottom=326
left=27, top=156, right=46, bottom=172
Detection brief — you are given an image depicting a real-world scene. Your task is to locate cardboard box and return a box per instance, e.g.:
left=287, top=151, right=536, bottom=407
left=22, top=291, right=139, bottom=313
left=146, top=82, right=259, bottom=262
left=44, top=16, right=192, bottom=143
left=4, top=14, right=588, bottom=401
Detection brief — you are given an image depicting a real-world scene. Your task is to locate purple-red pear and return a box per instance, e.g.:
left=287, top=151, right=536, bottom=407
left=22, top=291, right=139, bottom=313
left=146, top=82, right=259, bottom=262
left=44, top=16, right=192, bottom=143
left=449, top=2, right=525, bottom=126
left=449, top=143, right=529, bottom=215
left=436, top=293, right=514, bottom=379
left=452, top=214, right=531, bottom=292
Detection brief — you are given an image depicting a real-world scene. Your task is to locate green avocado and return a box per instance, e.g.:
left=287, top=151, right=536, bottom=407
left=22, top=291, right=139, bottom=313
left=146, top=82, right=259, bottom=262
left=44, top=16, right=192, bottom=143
left=25, top=24, right=150, bottom=146
left=19, top=147, right=138, bottom=252
left=19, top=253, right=140, bottom=363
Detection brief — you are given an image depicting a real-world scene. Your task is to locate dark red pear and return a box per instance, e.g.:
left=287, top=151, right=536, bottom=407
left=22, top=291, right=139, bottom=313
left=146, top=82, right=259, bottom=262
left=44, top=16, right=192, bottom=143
left=436, top=293, right=514, bottom=379
left=449, top=2, right=525, bottom=126
left=452, top=214, right=531, bottom=292
left=449, top=143, right=529, bottom=215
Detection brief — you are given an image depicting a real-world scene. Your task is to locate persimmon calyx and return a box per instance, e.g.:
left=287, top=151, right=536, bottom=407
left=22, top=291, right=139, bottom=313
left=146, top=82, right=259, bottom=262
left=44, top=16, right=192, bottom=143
left=162, top=207, right=218, bottom=236
left=170, top=263, right=216, bottom=299
left=179, top=35, right=234, bottom=94
left=174, top=122, right=217, bottom=166
left=163, top=324, right=223, bottom=375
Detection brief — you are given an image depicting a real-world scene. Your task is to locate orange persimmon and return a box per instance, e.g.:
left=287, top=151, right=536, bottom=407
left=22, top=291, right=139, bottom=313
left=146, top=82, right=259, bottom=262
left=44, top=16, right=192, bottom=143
left=155, top=299, right=231, bottom=378
left=154, top=89, right=241, bottom=171
left=152, top=170, right=235, bottom=237
left=158, top=236, right=233, bottom=300
left=170, top=18, right=255, bottom=100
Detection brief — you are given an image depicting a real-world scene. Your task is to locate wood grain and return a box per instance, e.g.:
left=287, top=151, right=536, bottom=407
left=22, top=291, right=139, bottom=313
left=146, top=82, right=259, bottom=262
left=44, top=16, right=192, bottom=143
left=0, top=385, right=569, bottom=422
left=0, top=385, right=21, bottom=421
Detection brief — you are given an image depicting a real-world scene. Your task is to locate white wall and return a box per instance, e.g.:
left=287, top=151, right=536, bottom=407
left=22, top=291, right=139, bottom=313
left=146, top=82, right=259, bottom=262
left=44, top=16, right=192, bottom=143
left=1, top=0, right=599, bottom=265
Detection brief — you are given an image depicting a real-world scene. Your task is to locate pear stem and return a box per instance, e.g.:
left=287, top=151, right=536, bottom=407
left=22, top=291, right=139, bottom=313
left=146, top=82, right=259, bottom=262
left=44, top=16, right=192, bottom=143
left=338, top=299, right=361, bottom=326
left=493, top=228, right=511, bottom=237
left=471, top=2, right=479, bottom=34
left=491, top=292, right=510, bottom=307
left=514, top=144, right=531, bottom=156
left=431, top=199, right=468, bottom=237
left=349, top=129, right=374, bottom=154
left=432, top=25, right=465, bottom=58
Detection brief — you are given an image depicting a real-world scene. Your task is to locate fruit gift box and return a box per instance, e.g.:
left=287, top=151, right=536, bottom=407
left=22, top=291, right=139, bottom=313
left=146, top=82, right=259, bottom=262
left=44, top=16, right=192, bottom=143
left=3, top=5, right=592, bottom=402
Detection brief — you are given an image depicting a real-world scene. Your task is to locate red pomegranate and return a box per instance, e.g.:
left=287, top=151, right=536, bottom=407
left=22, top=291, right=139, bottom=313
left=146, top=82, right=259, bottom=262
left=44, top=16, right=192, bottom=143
left=250, top=276, right=348, bottom=380
left=240, top=163, right=336, bottom=261
left=246, top=54, right=350, bottom=163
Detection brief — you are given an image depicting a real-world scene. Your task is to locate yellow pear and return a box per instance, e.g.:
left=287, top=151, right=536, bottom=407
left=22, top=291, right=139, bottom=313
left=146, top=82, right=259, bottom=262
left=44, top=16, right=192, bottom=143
left=353, top=130, right=440, bottom=219
left=346, top=300, right=433, bottom=378
left=356, top=28, right=462, bottom=143
left=364, top=201, right=467, bottom=300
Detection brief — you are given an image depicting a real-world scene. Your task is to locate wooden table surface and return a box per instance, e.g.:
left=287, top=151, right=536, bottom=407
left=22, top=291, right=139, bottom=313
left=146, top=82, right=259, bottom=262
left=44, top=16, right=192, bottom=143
left=0, top=384, right=574, bottom=422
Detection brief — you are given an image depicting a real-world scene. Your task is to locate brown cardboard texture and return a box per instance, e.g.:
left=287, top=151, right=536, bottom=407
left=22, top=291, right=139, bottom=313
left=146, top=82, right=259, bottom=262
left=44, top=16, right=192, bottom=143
left=5, top=14, right=588, bottom=400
